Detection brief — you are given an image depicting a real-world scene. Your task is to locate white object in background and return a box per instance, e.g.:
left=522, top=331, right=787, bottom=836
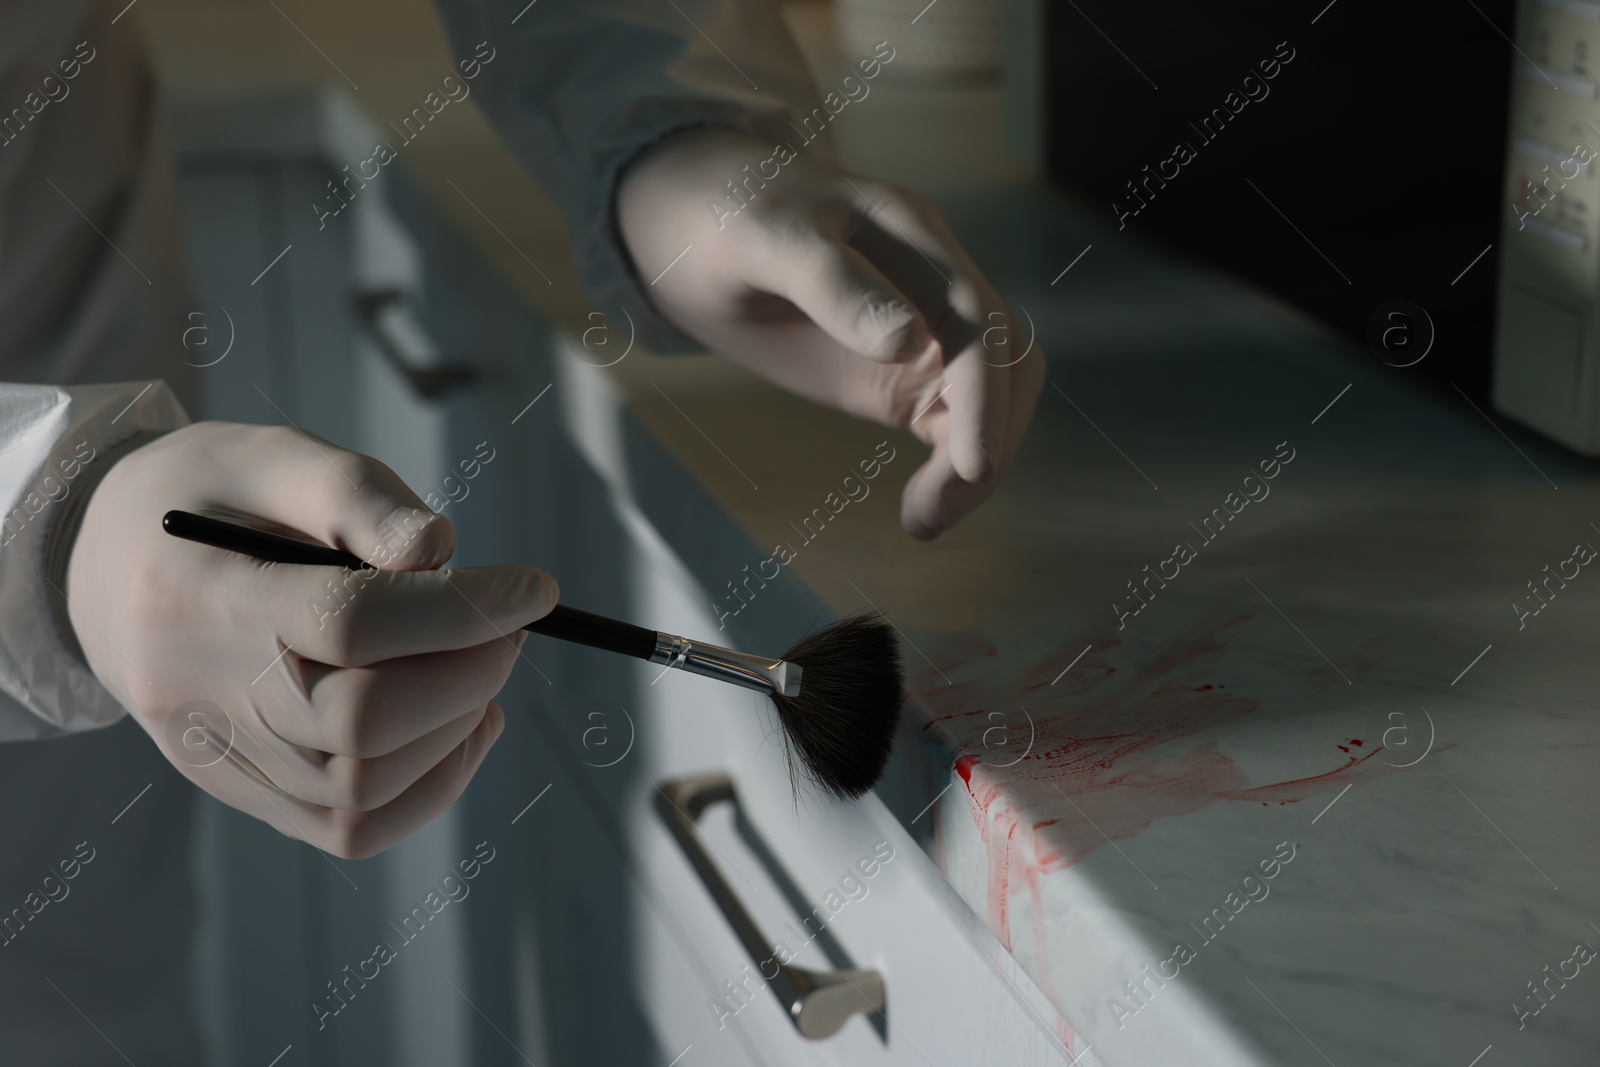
left=836, top=0, right=1000, bottom=78
left=1493, top=0, right=1600, bottom=450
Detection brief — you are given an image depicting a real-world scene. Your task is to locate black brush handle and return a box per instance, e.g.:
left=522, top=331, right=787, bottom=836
left=522, top=604, right=656, bottom=658
left=161, top=510, right=659, bottom=661
left=163, top=510, right=363, bottom=568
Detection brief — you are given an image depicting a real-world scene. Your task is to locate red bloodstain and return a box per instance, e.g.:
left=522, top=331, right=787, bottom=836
left=1216, top=748, right=1382, bottom=802
left=906, top=614, right=1392, bottom=953
left=955, top=753, right=979, bottom=787
left=1052, top=1010, right=1077, bottom=1054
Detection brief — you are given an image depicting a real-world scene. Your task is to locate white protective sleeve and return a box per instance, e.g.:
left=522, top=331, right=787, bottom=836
left=432, top=0, right=828, bottom=354
left=0, top=383, right=188, bottom=740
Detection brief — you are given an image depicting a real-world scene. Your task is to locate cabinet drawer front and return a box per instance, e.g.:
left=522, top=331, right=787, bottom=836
left=566, top=472, right=1096, bottom=1067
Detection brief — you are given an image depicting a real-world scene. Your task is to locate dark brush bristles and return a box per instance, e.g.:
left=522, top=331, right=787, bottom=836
left=769, top=612, right=905, bottom=800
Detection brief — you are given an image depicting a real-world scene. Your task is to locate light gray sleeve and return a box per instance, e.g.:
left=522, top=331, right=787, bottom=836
left=432, top=0, right=824, bottom=353
left=0, top=381, right=188, bottom=741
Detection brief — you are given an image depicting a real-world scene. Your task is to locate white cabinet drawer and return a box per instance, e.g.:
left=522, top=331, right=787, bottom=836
left=508, top=702, right=762, bottom=1067
left=567, top=423, right=1099, bottom=1067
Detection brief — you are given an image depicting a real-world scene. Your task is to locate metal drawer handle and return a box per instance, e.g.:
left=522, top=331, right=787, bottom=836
left=354, top=287, right=477, bottom=399
left=654, top=773, right=886, bottom=1040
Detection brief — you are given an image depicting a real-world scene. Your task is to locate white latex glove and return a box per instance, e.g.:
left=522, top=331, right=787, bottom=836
left=65, top=422, right=557, bottom=859
left=616, top=127, right=1045, bottom=540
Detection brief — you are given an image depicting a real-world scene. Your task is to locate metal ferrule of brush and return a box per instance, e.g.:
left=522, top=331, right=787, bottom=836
left=650, top=633, right=803, bottom=697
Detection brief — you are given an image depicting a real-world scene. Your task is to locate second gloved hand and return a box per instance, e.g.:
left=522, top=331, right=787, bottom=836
left=617, top=127, right=1046, bottom=540
left=65, top=422, right=557, bottom=859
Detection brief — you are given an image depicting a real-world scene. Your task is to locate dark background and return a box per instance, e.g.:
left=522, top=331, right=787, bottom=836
left=1043, top=0, right=1515, bottom=400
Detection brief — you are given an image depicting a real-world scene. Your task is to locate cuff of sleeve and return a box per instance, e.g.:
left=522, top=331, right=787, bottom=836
left=0, top=381, right=189, bottom=741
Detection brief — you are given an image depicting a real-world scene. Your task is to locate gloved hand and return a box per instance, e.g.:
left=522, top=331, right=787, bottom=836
left=64, top=421, right=557, bottom=859
left=617, top=127, right=1045, bottom=540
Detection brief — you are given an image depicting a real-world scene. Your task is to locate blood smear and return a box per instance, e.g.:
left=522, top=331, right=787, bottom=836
left=910, top=613, right=1394, bottom=954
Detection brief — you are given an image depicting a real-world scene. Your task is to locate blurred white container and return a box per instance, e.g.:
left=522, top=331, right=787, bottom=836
left=836, top=0, right=1000, bottom=79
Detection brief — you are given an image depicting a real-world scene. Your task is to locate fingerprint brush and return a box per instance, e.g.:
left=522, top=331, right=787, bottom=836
left=161, top=509, right=904, bottom=798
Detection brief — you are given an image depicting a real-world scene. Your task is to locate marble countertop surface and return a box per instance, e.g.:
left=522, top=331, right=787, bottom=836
left=579, top=181, right=1600, bottom=1065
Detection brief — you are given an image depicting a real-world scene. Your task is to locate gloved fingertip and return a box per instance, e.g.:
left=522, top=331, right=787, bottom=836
left=900, top=501, right=941, bottom=542
left=531, top=570, right=561, bottom=616
left=896, top=313, right=935, bottom=363
left=379, top=505, right=455, bottom=568
left=953, top=444, right=995, bottom=484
